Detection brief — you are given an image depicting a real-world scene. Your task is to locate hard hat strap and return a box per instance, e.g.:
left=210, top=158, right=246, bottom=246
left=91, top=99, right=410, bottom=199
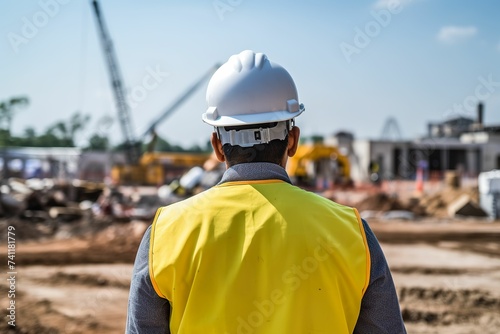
left=216, top=121, right=291, bottom=147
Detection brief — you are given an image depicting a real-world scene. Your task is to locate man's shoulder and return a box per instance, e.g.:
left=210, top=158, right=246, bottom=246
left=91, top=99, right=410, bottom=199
left=156, top=187, right=218, bottom=215
left=288, top=185, right=353, bottom=209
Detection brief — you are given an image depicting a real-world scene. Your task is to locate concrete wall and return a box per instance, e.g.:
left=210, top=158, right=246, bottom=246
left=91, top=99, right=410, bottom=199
left=369, top=141, right=398, bottom=179
left=483, top=144, right=500, bottom=171
left=461, top=132, right=500, bottom=171
left=351, top=140, right=371, bottom=183
left=350, top=138, right=489, bottom=183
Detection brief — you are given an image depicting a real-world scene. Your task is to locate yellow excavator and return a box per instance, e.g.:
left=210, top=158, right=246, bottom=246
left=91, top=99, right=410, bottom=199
left=287, top=143, right=352, bottom=189
left=110, top=151, right=211, bottom=186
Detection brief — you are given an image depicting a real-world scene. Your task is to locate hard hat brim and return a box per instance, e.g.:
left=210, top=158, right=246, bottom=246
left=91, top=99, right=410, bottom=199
left=202, top=107, right=305, bottom=127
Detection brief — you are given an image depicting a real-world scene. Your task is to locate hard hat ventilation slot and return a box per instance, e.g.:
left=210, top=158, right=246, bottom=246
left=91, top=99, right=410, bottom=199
left=218, top=121, right=289, bottom=147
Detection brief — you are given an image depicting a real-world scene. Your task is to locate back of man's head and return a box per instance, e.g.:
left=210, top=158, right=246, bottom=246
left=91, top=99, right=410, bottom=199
left=221, top=122, right=289, bottom=166
left=202, top=50, right=304, bottom=167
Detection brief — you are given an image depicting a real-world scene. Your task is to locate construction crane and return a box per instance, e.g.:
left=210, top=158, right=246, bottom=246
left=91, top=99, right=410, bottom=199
left=90, top=0, right=220, bottom=184
left=90, top=0, right=140, bottom=164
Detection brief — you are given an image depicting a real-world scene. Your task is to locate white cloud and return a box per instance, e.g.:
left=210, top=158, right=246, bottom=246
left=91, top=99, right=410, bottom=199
left=437, top=26, right=478, bottom=44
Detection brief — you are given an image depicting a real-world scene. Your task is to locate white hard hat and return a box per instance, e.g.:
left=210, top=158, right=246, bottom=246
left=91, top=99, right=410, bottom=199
left=202, top=50, right=305, bottom=127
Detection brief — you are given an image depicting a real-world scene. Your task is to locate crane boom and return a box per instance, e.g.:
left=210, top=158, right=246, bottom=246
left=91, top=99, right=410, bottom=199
left=140, top=64, right=220, bottom=139
left=91, top=0, right=140, bottom=163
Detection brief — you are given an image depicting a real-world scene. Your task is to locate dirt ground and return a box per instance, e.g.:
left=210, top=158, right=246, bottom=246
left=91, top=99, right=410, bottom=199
left=1, top=203, right=499, bottom=333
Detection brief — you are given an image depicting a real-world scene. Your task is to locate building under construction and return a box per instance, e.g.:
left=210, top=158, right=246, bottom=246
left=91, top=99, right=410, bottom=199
left=336, top=103, right=500, bottom=183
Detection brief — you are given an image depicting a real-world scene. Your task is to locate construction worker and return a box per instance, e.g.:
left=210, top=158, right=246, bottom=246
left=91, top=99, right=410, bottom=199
left=126, top=50, right=406, bottom=333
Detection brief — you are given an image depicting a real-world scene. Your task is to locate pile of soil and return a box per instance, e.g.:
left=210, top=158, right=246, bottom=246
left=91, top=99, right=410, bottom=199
left=353, top=185, right=482, bottom=218
left=0, top=214, right=109, bottom=242
left=0, top=297, right=104, bottom=334
left=418, top=186, right=480, bottom=218
left=354, top=192, right=427, bottom=216
left=1, top=217, right=149, bottom=266
left=400, top=286, right=500, bottom=333
left=354, top=193, right=406, bottom=211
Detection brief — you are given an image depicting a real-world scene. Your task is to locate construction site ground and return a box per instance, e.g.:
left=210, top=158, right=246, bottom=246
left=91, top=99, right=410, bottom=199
left=1, top=183, right=500, bottom=333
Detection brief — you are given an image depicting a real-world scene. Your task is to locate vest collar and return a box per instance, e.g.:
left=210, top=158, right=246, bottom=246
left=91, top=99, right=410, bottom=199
left=218, top=162, right=291, bottom=185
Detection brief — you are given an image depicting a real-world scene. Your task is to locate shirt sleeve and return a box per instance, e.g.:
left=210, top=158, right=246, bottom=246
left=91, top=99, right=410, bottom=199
left=353, top=219, right=407, bottom=334
left=126, top=225, right=171, bottom=334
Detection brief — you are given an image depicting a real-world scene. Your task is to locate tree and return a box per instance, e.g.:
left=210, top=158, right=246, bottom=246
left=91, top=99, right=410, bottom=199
left=310, top=135, right=324, bottom=144
left=203, top=139, right=212, bottom=152
left=154, top=136, right=184, bottom=152
left=14, top=127, right=37, bottom=146
left=69, top=112, right=90, bottom=143
left=46, top=111, right=90, bottom=146
left=35, top=132, right=65, bottom=147
left=86, top=134, right=110, bottom=151
left=0, top=96, right=29, bottom=143
left=23, top=127, right=36, bottom=138
left=46, top=121, right=69, bottom=142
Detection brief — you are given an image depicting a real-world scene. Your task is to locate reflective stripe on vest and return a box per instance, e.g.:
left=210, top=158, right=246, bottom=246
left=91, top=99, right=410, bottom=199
left=149, top=180, right=370, bottom=334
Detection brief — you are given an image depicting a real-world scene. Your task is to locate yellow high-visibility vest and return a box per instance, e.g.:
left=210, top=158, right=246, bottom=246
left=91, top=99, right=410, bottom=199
left=149, top=180, right=370, bottom=334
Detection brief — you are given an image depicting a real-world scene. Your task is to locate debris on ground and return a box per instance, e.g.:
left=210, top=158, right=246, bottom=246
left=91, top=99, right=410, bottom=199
left=355, top=182, right=490, bottom=220
left=1, top=175, right=499, bottom=334
left=447, top=194, right=488, bottom=218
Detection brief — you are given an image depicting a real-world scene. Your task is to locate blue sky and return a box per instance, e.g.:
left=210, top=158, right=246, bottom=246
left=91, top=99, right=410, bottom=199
left=1, top=0, right=499, bottom=148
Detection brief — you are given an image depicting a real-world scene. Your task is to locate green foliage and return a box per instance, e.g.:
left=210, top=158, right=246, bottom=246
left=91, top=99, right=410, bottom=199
left=0, top=129, right=11, bottom=146
left=0, top=96, right=213, bottom=153
left=0, top=97, right=90, bottom=148
left=0, top=96, right=30, bottom=146
left=0, top=96, right=29, bottom=133
left=86, top=134, right=110, bottom=151
left=310, top=135, right=324, bottom=143
left=154, top=136, right=184, bottom=152
left=45, top=112, right=91, bottom=146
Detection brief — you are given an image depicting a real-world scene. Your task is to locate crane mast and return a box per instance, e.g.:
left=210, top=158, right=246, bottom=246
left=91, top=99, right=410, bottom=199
left=91, top=0, right=140, bottom=163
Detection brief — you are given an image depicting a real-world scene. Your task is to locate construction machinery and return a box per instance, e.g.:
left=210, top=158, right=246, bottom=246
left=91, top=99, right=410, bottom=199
left=91, top=0, right=140, bottom=164
left=90, top=0, right=217, bottom=185
left=109, top=64, right=219, bottom=185
left=110, top=151, right=211, bottom=186
left=287, top=143, right=352, bottom=190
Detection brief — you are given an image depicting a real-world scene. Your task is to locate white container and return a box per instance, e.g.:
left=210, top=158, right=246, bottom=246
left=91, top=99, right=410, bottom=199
left=180, top=166, right=204, bottom=191
left=478, top=170, right=500, bottom=219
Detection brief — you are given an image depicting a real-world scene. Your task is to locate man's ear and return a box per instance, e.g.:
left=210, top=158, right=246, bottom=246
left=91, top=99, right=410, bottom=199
left=211, top=132, right=226, bottom=162
left=287, top=126, right=300, bottom=157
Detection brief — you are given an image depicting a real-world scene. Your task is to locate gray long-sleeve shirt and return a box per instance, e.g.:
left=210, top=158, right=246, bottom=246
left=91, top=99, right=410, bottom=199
left=126, top=163, right=407, bottom=333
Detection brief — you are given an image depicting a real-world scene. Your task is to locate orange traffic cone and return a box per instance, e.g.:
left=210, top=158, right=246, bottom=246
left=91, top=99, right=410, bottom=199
left=415, top=167, right=424, bottom=193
